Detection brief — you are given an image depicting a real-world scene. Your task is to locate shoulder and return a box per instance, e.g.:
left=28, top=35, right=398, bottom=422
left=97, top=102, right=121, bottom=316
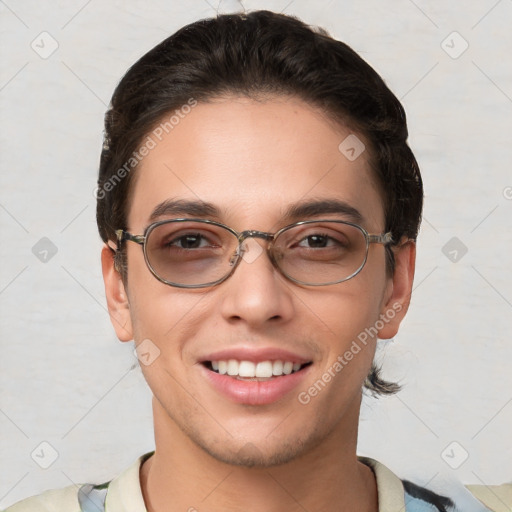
left=402, top=479, right=456, bottom=511
left=3, top=452, right=152, bottom=512
left=360, top=456, right=456, bottom=511
left=3, top=485, right=81, bottom=512
left=466, top=482, right=512, bottom=512
left=359, top=456, right=509, bottom=511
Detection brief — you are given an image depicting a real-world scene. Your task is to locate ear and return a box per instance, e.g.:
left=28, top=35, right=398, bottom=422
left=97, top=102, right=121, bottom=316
left=101, top=244, right=133, bottom=342
left=377, top=239, right=416, bottom=340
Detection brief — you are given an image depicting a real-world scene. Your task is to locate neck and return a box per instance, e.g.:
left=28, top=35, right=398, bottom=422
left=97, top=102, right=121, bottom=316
left=140, top=398, right=378, bottom=512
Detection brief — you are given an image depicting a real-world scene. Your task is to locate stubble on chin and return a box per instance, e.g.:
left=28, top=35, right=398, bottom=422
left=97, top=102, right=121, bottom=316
left=180, top=419, right=328, bottom=469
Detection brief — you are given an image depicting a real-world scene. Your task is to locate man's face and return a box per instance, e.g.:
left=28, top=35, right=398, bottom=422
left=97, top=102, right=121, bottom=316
left=106, top=95, right=407, bottom=467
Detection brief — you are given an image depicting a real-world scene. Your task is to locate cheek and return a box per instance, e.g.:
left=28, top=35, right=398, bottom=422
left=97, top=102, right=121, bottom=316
left=129, top=288, right=211, bottom=401
left=129, top=288, right=208, bottom=348
left=312, top=270, right=387, bottom=340
left=124, top=244, right=203, bottom=339
left=292, top=289, right=384, bottom=427
left=321, top=292, right=381, bottom=368
left=307, top=271, right=389, bottom=381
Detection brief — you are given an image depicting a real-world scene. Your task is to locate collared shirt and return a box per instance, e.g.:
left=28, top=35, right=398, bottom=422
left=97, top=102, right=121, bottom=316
left=4, top=452, right=508, bottom=511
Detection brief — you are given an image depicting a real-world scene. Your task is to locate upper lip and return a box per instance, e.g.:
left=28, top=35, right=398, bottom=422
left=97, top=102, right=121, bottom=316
left=199, top=347, right=312, bottom=365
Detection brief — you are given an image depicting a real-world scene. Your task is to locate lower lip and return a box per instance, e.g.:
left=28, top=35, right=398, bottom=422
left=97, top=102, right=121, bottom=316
left=201, top=365, right=311, bottom=405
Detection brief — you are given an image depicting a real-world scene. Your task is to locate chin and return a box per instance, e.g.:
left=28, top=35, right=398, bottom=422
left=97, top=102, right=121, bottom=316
left=199, top=439, right=309, bottom=468
left=187, top=423, right=327, bottom=469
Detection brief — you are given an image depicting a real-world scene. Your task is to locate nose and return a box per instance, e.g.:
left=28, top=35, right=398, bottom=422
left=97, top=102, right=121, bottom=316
left=219, top=237, right=295, bottom=328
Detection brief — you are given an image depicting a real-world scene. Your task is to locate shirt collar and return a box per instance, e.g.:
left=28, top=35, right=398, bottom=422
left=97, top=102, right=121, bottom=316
left=103, top=452, right=406, bottom=512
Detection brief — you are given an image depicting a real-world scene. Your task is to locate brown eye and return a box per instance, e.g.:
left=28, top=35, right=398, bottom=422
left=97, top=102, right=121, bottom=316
left=167, top=233, right=210, bottom=249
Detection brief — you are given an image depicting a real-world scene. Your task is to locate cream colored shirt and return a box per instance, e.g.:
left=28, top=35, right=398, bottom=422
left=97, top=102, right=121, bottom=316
left=4, top=453, right=510, bottom=511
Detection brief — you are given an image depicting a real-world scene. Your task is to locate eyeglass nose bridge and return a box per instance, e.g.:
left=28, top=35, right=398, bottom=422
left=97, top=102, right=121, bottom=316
left=228, top=229, right=277, bottom=266
left=237, top=229, right=275, bottom=243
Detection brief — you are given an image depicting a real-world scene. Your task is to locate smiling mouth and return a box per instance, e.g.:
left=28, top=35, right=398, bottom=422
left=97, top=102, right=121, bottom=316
left=203, top=360, right=312, bottom=381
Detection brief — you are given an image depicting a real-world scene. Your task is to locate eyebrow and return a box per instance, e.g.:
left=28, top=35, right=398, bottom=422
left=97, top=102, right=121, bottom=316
left=149, top=199, right=219, bottom=221
left=148, top=198, right=364, bottom=225
left=282, top=198, right=363, bottom=224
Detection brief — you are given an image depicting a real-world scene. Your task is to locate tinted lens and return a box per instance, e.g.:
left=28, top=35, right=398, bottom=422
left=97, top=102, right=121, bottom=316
left=145, top=221, right=238, bottom=286
left=274, top=221, right=368, bottom=284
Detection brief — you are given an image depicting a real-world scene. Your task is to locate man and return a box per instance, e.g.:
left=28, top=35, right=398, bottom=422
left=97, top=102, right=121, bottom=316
left=6, top=9, right=508, bottom=512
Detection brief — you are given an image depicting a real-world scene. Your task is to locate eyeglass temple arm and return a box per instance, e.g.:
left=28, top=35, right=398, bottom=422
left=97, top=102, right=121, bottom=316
left=114, top=229, right=145, bottom=246
left=368, top=232, right=393, bottom=244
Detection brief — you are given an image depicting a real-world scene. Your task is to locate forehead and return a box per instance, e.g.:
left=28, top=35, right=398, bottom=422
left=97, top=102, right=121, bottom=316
left=128, top=95, right=384, bottom=231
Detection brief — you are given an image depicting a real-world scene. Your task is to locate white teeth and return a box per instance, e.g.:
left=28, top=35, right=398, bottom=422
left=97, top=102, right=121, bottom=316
left=227, top=359, right=238, bottom=376
left=238, top=361, right=256, bottom=378
left=255, top=361, right=273, bottom=378
left=272, top=360, right=283, bottom=375
left=210, top=359, right=304, bottom=378
left=218, top=360, right=227, bottom=375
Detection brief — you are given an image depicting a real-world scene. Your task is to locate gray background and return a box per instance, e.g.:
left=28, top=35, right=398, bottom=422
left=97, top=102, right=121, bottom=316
left=1, top=0, right=511, bottom=508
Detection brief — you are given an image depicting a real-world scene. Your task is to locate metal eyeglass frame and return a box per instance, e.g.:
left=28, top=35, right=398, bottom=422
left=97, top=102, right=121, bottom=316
left=115, top=218, right=393, bottom=288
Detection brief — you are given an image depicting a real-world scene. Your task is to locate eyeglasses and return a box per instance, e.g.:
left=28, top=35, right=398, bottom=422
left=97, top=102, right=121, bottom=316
left=115, top=218, right=392, bottom=288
